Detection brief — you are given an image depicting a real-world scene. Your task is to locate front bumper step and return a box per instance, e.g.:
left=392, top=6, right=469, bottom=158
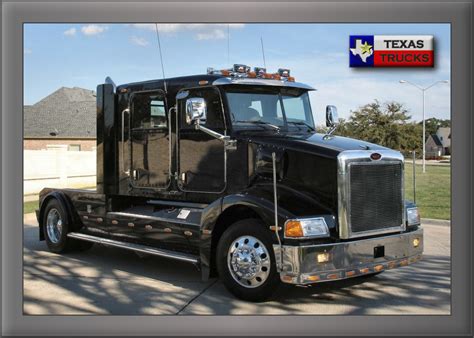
left=273, top=228, right=423, bottom=285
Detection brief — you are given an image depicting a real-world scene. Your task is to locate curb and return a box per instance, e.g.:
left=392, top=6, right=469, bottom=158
left=421, top=218, right=451, bottom=226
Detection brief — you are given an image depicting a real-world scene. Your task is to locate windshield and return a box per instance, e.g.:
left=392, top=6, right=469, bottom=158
left=224, top=87, right=315, bottom=131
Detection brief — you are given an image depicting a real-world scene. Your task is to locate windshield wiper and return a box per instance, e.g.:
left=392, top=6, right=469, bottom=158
left=234, top=120, right=281, bottom=131
left=286, top=121, right=315, bottom=131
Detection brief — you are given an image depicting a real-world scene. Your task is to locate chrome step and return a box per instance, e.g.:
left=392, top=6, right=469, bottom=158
left=67, top=232, right=199, bottom=264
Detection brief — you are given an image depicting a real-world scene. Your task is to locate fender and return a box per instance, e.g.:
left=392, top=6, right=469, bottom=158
left=37, top=189, right=83, bottom=241
left=198, top=192, right=290, bottom=281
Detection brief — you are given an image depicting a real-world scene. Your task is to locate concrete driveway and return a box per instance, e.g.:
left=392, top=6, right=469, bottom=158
left=23, top=213, right=450, bottom=315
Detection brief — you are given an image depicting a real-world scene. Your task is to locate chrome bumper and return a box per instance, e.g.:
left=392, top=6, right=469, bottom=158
left=273, top=228, right=423, bottom=285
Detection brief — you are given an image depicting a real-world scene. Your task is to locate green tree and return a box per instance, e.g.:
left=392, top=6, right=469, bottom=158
left=333, top=100, right=422, bottom=156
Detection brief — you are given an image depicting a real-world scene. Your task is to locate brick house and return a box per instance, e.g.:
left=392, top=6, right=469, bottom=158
left=426, top=134, right=443, bottom=158
left=24, top=87, right=96, bottom=151
left=436, top=127, right=451, bottom=155
left=425, top=127, right=451, bottom=158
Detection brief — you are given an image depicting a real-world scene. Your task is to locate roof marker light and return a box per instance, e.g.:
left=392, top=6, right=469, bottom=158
left=278, top=68, right=291, bottom=77
left=254, top=67, right=267, bottom=77
left=233, top=64, right=250, bottom=73
left=247, top=71, right=257, bottom=78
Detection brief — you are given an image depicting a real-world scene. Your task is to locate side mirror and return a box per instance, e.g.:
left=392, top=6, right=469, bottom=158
left=185, top=97, right=207, bottom=125
left=325, top=105, right=339, bottom=127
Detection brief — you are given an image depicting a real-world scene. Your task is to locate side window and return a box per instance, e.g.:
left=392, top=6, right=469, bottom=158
left=132, top=91, right=167, bottom=130
left=180, top=88, right=225, bottom=131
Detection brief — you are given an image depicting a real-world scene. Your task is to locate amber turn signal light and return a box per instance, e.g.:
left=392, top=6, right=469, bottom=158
left=284, top=220, right=304, bottom=238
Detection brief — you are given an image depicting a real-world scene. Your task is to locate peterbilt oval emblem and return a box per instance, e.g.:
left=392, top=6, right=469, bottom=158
left=370, top=153, right=382, bottom=160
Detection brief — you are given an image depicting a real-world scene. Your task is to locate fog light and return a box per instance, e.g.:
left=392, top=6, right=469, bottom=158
left=317, top=252, right=330, bottom=263
left=413, top=238, right=420, bottom=248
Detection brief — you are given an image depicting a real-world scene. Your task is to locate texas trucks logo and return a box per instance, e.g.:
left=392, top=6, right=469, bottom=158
left=349, top=35, right=434, bottom=67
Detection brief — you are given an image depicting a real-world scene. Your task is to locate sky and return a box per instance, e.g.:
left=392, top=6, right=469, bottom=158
left=24, top=23, right=450, bottom=125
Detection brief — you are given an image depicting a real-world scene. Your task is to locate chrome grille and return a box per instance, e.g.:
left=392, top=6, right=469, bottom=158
left=337, top=150, right=405, bottom=239
left=348, top=163, right=403, bottom=234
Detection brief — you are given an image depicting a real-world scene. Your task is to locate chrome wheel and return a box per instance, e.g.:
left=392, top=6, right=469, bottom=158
left=46, top=208, right=63, bottom=244
left=227, top=235, right=271, bottom=288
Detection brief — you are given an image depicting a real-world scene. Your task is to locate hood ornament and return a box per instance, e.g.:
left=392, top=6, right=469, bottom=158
left=370, top=152, right=382, bottom=160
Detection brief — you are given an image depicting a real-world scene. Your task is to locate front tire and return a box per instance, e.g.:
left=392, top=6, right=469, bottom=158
left=216, top=218, right=281, bottom=302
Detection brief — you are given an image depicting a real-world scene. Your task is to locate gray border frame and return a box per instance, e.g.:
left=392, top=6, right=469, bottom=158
left=2, top=0, right=472, bottom=336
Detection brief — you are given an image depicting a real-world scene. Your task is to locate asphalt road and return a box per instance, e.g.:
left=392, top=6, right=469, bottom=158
left=23, top=213, right=450, bottom=315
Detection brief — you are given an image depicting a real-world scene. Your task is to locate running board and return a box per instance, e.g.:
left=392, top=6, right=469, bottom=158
left=67, top=232, right=199, bottom=264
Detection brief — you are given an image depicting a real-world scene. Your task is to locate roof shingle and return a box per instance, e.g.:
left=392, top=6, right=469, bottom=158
left=24, top=87, right=96, bottom=138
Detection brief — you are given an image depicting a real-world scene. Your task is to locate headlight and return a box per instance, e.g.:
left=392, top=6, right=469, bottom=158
left=284, top=217, right=330, bottom=239
left=406, top=207, right=421, bottom=225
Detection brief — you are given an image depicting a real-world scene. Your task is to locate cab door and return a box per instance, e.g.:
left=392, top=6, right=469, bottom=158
left=176, top=87, right=226, bottom=193
left=129, top=90, right=171, bottom=190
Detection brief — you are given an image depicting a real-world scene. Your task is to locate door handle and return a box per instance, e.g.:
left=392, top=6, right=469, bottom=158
left=121, top=108, right=130, bottom=175
left=132, top=169, right=139, bottom=180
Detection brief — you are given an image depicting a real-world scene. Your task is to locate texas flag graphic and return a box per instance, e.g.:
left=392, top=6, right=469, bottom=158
left=349, top=35, right=434, bottom=67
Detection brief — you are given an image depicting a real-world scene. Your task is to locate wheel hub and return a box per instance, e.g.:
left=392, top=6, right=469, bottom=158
left=232, top=246, right=260, bottom=279
left=227, top=235, right=271, bottom=288
left=46, top=208, right=63, bottom=244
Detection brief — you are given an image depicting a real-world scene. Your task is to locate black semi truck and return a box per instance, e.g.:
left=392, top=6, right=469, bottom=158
left=36, top=65, right=423, bottom=301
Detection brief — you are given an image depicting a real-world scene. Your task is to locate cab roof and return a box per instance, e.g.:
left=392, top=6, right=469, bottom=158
left=116, top=74, right=315, bottom=94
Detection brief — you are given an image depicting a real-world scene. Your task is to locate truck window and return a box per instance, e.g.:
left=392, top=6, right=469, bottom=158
left=227, top=92, right=284, bottom=126
left=225, top=87, right=314, bottom=130
left=129, top=90, right=170, bottom=189
left=281, top=95, right=311, bottom=122
left=132, top=92, right=167, bottom=130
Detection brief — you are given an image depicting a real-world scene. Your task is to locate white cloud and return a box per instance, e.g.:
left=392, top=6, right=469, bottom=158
left=81, top=24, right=108, bottom=36
left=24, top=49, right=32, bottom=54
left=130, top=23, right=244, bottom=40
left=130, top=35, right=149, bottom=47
left=253, top=53, right=450, bottom=125
left=196, top=29, right=226, bottom=40
left=63, top=27, right=76, bottom=36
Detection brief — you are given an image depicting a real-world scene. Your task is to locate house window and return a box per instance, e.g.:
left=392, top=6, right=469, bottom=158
left=68, top=144, right=81, bottom=151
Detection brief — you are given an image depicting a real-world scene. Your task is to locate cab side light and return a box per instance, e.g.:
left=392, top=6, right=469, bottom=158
left=374, top=264, right=384, bottom=272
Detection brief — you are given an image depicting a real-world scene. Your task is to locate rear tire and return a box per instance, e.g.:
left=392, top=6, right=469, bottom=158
left=42, top=199, right=87, bottom=253
left=216, top=218, right=281, bottom=302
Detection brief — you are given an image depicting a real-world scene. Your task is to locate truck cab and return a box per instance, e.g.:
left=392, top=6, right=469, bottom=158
left=37, top=65, right=423, bottom=302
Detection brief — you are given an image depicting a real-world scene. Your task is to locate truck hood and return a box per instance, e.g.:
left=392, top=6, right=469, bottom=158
left=246, top=132, right=390, bottom=158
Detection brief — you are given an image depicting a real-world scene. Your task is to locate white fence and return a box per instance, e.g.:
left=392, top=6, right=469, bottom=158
left=24, top=146, right=96, bottom=195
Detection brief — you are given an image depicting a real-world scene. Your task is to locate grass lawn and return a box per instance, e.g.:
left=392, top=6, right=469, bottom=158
left=404, top=164, right=451, bottom=220
left=24, top=200, right=39, bottom=215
